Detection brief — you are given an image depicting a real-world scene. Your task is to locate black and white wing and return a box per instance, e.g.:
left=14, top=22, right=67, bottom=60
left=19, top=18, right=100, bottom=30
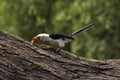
left=49, top=33, right=74, bottom=40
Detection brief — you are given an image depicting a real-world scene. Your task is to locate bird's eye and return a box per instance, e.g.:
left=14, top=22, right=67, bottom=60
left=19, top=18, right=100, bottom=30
left=37, top=37, right=40, bottom=40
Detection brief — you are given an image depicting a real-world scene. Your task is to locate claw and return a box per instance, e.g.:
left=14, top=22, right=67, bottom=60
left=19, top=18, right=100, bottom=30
left=56, top=47, right=61, bottom=53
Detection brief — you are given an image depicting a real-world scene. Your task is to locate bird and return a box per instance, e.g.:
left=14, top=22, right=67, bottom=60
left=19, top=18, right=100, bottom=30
left=31, top=23, right=95, bottom=52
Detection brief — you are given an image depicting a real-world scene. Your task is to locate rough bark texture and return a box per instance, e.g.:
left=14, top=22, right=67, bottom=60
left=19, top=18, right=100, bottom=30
left=0, top=31, right=120, bottom=80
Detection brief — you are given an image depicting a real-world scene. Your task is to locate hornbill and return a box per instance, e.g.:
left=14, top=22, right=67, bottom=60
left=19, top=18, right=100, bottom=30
left=31, top=23, right=95, bottom=52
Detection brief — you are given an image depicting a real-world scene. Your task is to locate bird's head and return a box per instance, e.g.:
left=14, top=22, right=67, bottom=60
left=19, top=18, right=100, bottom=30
left=31, top=36, right=39, bottom=44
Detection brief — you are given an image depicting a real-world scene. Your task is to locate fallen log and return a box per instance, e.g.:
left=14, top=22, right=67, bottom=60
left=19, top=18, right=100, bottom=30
left=0, top=31, right=120, bottom=80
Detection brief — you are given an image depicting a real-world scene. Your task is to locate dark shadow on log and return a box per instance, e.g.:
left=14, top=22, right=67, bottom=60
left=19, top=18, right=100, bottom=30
left=0, top=31, right=120, bottom=80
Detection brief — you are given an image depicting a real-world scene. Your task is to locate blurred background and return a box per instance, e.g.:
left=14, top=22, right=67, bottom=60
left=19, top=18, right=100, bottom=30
left=0, top=0, right=120, bottom=59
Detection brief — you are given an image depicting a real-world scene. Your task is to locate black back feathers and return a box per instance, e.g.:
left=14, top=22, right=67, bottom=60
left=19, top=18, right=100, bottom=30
left=49, top=33, right=74, bottom=40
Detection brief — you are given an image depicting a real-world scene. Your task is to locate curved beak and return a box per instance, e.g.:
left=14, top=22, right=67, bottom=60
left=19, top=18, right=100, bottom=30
left=31, top=37, right=38, bottom=45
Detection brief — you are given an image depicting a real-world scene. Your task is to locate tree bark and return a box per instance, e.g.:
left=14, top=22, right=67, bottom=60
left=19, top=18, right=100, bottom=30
left=0, top=31, right=120, bottom=80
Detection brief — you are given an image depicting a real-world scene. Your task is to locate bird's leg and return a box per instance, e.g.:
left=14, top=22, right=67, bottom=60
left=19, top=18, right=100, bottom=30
left=56, top=47, right=61, bottom=53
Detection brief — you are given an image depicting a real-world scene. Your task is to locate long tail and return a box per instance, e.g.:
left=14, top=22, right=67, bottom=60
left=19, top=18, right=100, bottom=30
left=69, top=22, right=95, bottom=36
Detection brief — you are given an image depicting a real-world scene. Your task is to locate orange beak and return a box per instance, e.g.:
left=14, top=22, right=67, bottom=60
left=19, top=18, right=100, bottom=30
left=31, top=37, right=38, bottom=45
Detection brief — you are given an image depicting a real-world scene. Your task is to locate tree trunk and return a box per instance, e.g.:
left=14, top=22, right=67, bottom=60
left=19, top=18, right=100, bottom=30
left=0, top=31, right=120, bottom=80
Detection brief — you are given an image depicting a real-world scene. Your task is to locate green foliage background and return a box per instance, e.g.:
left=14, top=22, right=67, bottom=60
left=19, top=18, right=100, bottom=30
left=0, top=0, right=120, bottom=59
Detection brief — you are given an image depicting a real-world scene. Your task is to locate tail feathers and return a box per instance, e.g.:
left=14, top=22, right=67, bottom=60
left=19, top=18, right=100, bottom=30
left=69, top=22, right=95, bottom=36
